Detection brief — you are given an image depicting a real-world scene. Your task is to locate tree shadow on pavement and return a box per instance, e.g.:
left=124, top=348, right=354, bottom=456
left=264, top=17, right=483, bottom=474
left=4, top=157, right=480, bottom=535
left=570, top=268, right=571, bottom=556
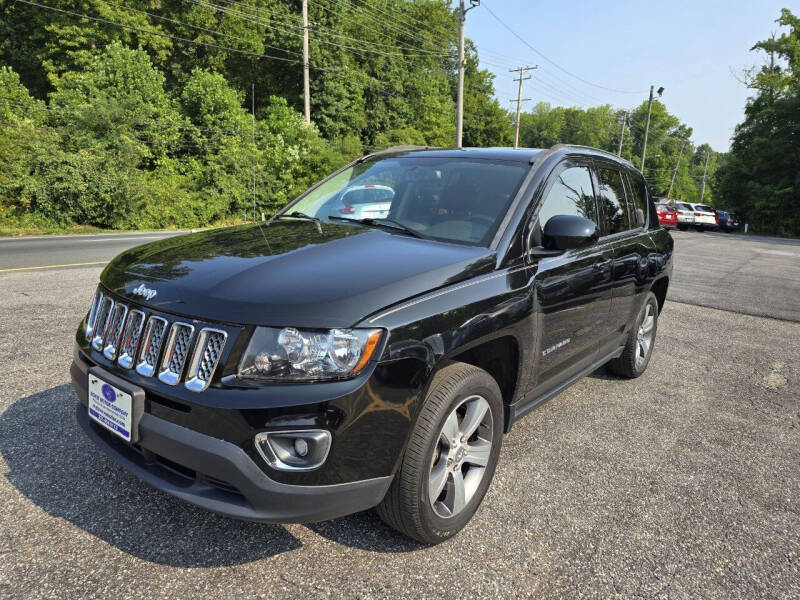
left=0, top=384, right=302, bottom=567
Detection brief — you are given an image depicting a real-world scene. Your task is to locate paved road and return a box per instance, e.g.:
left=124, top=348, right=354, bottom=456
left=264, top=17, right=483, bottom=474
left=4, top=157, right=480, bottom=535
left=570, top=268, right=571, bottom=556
left=0, top=231, right=186, bottom=272
left=668, top=230, right=800, bottom=322
left=0, top=229, right=798, bottom=599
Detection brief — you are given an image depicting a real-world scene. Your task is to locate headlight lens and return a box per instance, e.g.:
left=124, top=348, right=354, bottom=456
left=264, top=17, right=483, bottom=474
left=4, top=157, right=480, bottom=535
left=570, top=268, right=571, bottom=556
left=238, top=327, right=383, bottom=381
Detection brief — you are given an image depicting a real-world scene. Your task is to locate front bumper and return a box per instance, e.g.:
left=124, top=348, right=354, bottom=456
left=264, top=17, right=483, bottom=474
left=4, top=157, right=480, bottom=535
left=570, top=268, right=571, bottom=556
left=71, top=356, right=393, bottom=523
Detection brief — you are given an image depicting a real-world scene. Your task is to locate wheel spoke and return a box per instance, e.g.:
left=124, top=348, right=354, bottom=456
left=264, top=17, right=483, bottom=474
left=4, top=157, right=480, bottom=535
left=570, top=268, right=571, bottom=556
left=440, top=410, right=459, bottom=444
left=450, top=468, right=466, bottom=515
left=459, top=397, right=489, bottom=439
left=638, top=340, right=647, bottom=359
left=463, top=439, right=491, bottom=467
left=429, top=460, right=449, bottom=505
left=642, top=315, right=655, bottom=334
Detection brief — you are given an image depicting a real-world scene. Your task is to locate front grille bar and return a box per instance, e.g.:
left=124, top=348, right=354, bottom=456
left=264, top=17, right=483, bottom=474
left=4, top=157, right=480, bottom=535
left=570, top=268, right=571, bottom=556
left=136, top=316, right=168, bottom=377
left=85, top=290, right=103, bottom=341
left=91, top=296, right=114, bottom=351
left=185, top=328, right=228, bottom=392
left=102, top=303, right=128, bottom=360
left=158, top=322, right=195, bottom=385
left=117, top=309, right=145, bottom=369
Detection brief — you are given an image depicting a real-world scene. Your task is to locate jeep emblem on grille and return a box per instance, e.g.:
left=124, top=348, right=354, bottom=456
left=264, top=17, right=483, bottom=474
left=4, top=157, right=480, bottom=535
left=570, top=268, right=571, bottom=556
left=130, top=283, right=157, bottom=301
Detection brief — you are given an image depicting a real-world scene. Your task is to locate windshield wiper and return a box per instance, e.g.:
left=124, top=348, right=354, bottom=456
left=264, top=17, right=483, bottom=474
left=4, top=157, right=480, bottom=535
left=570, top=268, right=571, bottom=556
left=274, top=211, right=320, bottom=222
left=328, top=216, right=429, bottom=239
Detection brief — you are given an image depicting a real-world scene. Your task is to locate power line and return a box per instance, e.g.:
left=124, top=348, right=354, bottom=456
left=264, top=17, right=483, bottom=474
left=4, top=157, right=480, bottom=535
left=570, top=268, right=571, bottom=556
left=482, top=1, right=646, bottom=95
left=15, top=0, right=303, bottom=64
left=311, top=0, right=453, bottom=57
left=115, top=3, right=302, bottom=58
left=190, top=0, right=452, bottom=59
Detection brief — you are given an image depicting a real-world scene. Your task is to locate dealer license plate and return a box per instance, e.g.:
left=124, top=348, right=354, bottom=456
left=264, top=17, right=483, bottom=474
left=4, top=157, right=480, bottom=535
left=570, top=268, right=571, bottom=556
left=88, top=374, right=134, bottom=442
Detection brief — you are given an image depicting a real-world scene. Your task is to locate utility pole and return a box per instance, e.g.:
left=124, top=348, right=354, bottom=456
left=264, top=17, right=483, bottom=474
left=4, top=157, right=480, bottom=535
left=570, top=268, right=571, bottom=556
left=301, top=0, right=310, bottom=124
left=456, top=0, right=480, bottom=148
left=616, top=111, right=628, bottom=157
left=699, top=150, right=711, bottom=203
left=510, top=66, right=536, bottom=148
left=667, top=138, right=687, bottom=199
left=640, top=85, right=663, bottom=171
left=252, top=83, right=257, bottom=222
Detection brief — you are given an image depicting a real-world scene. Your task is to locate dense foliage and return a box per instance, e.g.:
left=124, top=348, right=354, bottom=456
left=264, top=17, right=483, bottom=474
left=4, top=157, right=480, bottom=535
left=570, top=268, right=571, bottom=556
left=715, top=9, right=800, bottom=236
left=0, top=2, right=789, bottom=233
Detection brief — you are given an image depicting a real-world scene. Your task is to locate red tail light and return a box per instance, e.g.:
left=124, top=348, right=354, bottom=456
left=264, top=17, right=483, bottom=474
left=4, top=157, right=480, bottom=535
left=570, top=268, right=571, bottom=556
left=678, top=210, right=685, bottom=215
left=715, top=214, right=720, bottom=223
left=694, top=212, right=703, bottom=217
left=339, top=201, right=354, bottom=215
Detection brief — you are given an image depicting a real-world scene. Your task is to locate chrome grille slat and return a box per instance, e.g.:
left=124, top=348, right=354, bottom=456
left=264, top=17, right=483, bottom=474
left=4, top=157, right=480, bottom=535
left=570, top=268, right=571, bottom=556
left=185, top=328, right=228, bottom=392
left=136, top=316, right=168, bottom=377
left=158, top=322, right=195, bottom=385
left=118, top=310, right=145, bottom=369
left=102, top=303, right=128, bottom=360
left=91, top=296, right=114, bottom=351
left=85, top=290, right=103, bottom=341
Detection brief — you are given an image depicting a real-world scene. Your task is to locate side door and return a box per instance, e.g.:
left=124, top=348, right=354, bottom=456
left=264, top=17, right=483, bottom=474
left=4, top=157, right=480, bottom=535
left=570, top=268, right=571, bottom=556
left=526, top=160, right=615, bottom=395
left=595, top=162, right=657, bottom=353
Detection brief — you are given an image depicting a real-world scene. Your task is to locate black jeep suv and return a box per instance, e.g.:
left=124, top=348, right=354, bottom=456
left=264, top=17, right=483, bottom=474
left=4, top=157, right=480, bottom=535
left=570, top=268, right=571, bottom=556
left=71, top=145, right=672, bottom=544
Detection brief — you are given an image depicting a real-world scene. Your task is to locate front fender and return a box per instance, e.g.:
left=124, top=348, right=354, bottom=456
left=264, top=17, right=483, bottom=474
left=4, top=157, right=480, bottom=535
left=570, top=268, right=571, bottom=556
left=358, top=264, right=536, bottom=472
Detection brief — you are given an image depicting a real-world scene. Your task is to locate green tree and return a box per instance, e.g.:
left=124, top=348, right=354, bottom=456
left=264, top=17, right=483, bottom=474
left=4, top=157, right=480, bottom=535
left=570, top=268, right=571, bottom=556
left=716, top=9, right=800, bottom=235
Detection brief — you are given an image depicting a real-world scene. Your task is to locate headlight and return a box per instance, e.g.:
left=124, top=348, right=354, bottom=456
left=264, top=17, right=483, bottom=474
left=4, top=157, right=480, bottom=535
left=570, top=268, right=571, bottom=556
left=238, top=327, right=383, bottom=381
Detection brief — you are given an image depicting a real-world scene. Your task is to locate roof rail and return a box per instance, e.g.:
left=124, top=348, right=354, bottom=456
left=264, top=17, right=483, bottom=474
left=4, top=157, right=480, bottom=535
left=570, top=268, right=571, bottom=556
left=546, top=143, right=635, bottom=167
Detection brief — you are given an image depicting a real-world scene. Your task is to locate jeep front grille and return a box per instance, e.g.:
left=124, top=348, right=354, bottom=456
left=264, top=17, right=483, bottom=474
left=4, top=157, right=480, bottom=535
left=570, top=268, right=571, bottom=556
left=84, top=289, right=231, bottom=391
left=102, top=303, right=128, bottom=360
left=136, top=316, right=168, bottom=377
left=118, top=310, right=145, bottom=369
left=158, top=322, right=195, bottom=385
left=91, top=296, right=114, bottom=351
left=185, top=328, right=228, bottom=392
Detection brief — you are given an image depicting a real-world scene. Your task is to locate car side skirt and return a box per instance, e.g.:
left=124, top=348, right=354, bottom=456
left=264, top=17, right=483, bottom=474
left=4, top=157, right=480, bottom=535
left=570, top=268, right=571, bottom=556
left=506, top=344, right=625, bottom=430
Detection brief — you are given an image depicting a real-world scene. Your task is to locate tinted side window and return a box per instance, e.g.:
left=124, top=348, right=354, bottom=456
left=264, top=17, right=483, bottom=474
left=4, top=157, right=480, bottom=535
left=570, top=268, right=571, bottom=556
left=538, top=165, right=597, bottom=228
left=596, top=165, right=631, bottom=235
left=626, top=170, right=648, bottom=227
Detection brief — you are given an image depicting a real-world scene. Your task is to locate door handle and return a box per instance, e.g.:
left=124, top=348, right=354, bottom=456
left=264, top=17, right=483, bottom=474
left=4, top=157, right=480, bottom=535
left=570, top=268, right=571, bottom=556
left=593, top=258, right=612, bottom=270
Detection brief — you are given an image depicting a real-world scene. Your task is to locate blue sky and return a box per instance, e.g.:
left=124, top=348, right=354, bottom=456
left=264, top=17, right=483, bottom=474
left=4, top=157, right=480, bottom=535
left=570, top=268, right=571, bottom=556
left=462, top=0, right=793, bottom=151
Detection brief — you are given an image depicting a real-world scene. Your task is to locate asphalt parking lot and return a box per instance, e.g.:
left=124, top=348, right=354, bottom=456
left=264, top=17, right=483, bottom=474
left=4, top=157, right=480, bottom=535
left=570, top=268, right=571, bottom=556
left=0, top=229, right=798, bottom=599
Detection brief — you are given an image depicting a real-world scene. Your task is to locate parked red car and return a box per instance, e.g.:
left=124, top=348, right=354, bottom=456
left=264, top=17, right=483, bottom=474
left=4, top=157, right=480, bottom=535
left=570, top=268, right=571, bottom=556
left=655, top=203, right=678, bottom=228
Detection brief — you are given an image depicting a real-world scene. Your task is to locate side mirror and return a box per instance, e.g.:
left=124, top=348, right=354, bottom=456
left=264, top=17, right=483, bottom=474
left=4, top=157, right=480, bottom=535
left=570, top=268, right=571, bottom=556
left=543, top=214, right=599, bottom=250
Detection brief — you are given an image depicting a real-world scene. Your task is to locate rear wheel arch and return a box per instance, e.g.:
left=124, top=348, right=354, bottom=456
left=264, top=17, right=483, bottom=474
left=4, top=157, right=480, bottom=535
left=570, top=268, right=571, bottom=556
left=650, top=276, right=669, bottom=314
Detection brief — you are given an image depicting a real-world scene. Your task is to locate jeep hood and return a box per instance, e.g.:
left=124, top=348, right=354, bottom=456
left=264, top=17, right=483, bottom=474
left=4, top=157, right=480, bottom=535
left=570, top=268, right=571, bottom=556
left=100, top=222, right=495, bottom=328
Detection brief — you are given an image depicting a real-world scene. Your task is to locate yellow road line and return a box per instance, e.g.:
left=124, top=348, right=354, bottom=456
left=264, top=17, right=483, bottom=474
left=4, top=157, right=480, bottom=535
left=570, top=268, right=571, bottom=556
left=0, top=261, right=108, bottom=273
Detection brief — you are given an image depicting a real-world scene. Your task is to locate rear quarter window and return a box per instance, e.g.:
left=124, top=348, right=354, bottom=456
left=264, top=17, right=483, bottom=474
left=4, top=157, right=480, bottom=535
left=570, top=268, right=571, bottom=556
left=596, top=164, right=631, bottom=235
left=626, top=170, right=649, bottom=228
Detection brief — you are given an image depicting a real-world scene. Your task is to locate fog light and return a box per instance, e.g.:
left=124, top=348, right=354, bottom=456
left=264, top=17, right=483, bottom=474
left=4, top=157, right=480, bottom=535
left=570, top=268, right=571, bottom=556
left=294, top=438, right=309, bottom=457
left=254, top=429, right=331, bottom=472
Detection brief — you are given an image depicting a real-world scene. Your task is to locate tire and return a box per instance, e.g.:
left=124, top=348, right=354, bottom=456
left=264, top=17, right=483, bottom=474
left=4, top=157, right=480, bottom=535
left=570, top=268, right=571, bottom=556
left=606, top=292, right=659, bottom=379
left=376, top=362, right=503, bottom=544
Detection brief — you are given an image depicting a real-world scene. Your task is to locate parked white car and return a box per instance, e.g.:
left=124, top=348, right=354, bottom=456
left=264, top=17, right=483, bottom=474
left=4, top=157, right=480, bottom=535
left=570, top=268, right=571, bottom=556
left=673, top=202, right=696, bottom=231
left=329, top=184, right=395, bottom=220
left=687, top=203, right=718, bottom=231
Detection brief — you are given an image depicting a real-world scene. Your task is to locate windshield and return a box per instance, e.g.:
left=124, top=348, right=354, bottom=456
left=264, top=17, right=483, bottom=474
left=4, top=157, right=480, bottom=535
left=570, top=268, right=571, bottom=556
left=283, top=156, right=529, bottom=245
